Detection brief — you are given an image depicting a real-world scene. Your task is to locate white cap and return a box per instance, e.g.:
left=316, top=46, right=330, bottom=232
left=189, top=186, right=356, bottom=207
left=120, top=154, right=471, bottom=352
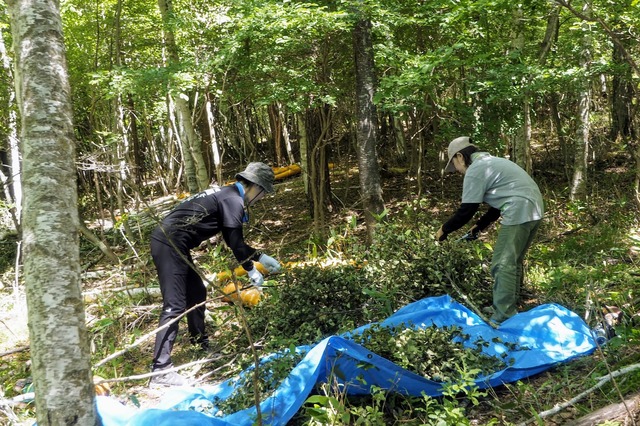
left=444, top=136, right=475, bottom=173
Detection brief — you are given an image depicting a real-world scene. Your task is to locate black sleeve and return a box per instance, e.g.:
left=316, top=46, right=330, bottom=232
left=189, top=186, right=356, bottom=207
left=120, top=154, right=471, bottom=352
left=441, top=203, right=480, bottom=237
left=221, top=227, right=262, bottom=271
left=474, top=207, right=501, bottom=232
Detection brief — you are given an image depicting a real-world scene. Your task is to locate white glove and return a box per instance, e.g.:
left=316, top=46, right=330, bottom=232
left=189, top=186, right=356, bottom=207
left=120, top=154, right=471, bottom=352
left=247, top=267, right=264, bottom=289
left=258, top=253, right=281, bottom=273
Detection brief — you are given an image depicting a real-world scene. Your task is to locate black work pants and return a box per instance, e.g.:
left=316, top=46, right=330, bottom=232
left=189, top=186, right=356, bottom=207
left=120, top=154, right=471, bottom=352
left=151, top=237, right=207, bottom=369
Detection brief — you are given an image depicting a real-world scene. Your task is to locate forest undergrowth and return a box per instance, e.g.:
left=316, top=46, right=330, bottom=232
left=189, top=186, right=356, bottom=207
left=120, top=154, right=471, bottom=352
left=0, top=156, right=640, bottom=425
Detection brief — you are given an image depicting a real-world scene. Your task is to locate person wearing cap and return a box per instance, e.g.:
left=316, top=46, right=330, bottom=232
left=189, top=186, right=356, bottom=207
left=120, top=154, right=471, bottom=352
left=436, top=137, right=544, bottom=325
left=149, top=162, right=281, bottom=386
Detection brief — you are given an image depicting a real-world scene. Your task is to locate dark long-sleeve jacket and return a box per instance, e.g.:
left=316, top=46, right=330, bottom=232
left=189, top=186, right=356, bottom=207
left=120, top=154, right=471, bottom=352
left=151, top=184, right=259, bottom=270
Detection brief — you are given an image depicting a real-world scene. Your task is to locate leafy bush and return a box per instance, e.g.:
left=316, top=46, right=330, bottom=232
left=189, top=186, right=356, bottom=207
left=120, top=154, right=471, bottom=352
left=246, top=263, right=375, bottom=349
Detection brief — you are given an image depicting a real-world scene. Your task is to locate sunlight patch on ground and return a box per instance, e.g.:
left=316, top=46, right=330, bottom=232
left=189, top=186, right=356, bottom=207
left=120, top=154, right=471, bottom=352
left=0, top=285, right=29, bottom=352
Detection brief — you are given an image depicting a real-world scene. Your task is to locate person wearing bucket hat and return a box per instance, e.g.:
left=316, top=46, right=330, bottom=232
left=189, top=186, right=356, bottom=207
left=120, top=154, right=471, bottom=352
left=436, top=137, right=544, bottom=325
left=236, top=161, right=275, bottom=194
left=149, top=162, right=280, bottom=386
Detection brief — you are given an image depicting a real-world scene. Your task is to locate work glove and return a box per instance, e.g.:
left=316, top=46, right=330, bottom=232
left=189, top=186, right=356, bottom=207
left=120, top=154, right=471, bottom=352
left=247, top=267, right=264, bottom=289
left=258, top=253, right=281, bottom=273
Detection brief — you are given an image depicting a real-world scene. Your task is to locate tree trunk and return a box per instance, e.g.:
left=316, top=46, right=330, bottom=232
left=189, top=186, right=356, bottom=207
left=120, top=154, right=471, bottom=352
left=148, top=120, right=170, bottom=195
left=112, top=0, right=136, bottom=239
left=303, top=106, right=332, bottom=237
left=548, top=92, right=570, bottom=178
left=633, top=136, right=640, bottom=207
left=268, top=103, right=283, bottom=165
left=233, top=101, right=257, bottom=162
left=517, top=98, right=533, bottom=174
left=571, top=88, right=590, bottom=201
left=7, top=0, right=98, bottom=423
left=539, top=5, right=564, bottom=174
left=279, top=102, right=295, bottom=165
left=157, top=0, right=209, bottom=192
left=127, top=93, right=143, bottom=189
left=510, top=5, right=532, bottom=173
left=0, top=25, right=21, bottom=232
left=166, top=94, right=189, bottom=190
left=610, top=41, right=635, bottom=142
left=205, top=91, right=223, bottom=185
left=353, top=16, right=385, bottom=242
left=392, top=115, right=407, bottom=160
left=538, top=5, right=559, bottom=65
left=570, top=3, right=592, bottom=201
left=297, top=112, right=309, bottom=196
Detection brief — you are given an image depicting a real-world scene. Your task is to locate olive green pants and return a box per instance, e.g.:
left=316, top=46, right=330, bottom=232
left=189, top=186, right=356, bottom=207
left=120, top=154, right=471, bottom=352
left=490, top=220, right=541, bottom=323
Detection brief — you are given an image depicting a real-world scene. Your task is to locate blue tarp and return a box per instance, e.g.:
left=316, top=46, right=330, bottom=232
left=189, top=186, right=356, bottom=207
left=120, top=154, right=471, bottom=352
left=97, top=295, right=597, bottom=426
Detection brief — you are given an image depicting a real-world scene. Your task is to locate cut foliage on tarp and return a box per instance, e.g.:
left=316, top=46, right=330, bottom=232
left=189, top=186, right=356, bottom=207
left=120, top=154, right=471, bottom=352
left=96, top=295, right=597, bottom=426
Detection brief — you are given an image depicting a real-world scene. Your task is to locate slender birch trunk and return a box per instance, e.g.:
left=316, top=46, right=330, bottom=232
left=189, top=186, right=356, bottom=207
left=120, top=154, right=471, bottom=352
left=158, top=0, right=209, bottom=191
left=205, top=91, right=223, bottom=185
left=7, top=0, right=98, bottom=423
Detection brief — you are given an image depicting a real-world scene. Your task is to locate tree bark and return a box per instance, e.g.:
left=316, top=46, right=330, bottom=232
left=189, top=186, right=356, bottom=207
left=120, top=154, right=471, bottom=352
left=6, top=0, right=99, bottom=423
left=633, top=141, right=640, bottom=207
left=518, top=98, right=533, bottom=173
left=353, top=16, right=385, bottom=242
